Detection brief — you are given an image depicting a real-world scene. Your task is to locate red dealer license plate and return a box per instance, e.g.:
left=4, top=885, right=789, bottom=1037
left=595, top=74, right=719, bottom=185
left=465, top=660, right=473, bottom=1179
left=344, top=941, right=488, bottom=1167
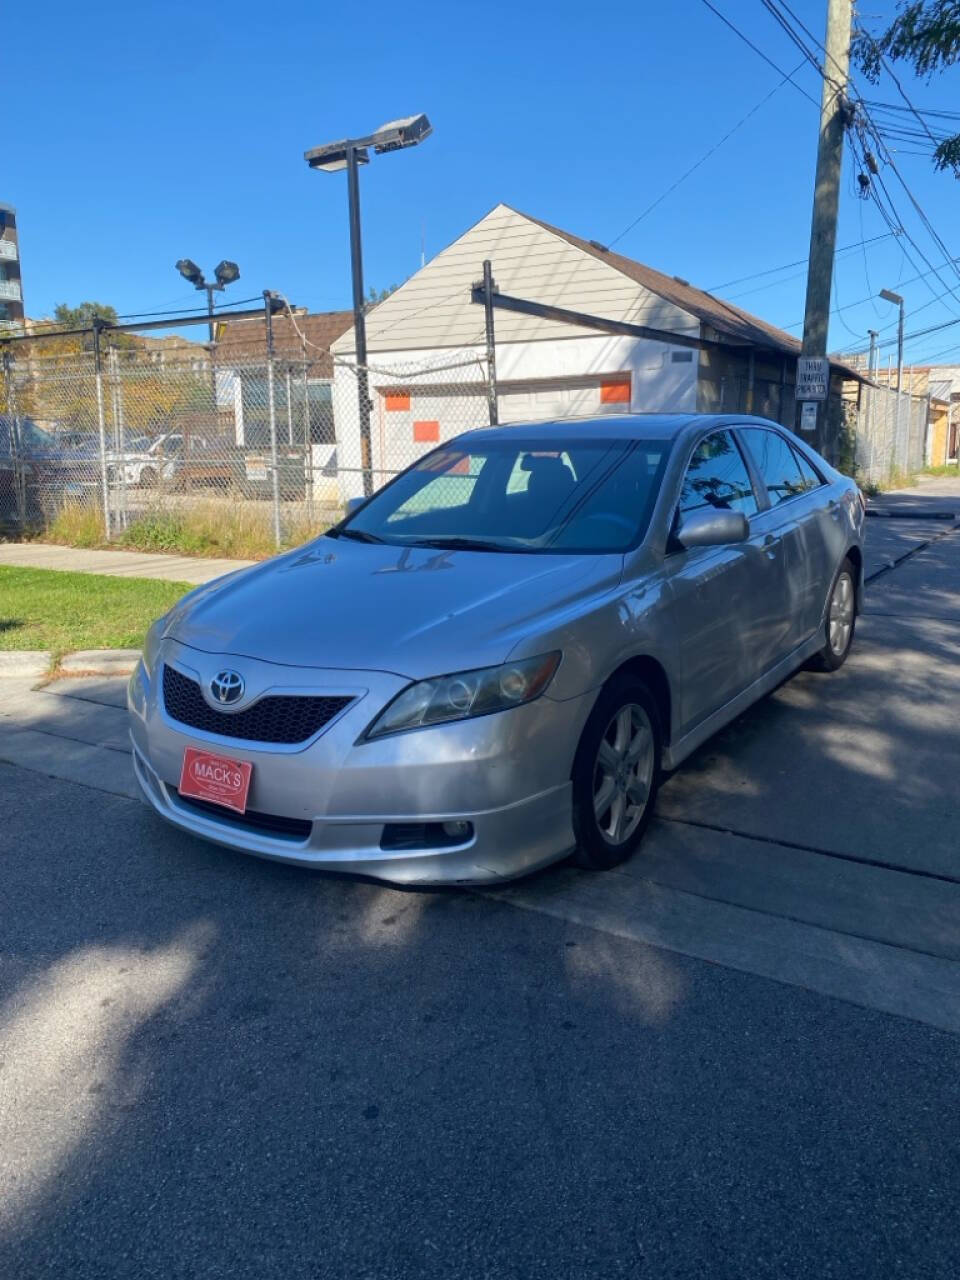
left=179, top=747, right=252, bottom=814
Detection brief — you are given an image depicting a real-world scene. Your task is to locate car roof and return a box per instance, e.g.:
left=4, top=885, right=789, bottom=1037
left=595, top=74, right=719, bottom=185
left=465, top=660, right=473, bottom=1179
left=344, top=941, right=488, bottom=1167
left=456, top=413, right=781, bottom=446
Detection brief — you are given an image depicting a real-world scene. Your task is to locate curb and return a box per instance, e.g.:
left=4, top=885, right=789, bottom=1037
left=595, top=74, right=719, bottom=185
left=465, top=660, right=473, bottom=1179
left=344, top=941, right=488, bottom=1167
left=58, top=649, right=141, bottom=677
left=0, top=649, right=140, bottom=679
left=0, top=651, right=52, bottom=679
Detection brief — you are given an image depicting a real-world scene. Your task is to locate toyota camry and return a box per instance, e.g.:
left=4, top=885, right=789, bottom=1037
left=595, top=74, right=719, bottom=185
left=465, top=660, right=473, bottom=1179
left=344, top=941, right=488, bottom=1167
left=128, top=414, right=865, bottom=885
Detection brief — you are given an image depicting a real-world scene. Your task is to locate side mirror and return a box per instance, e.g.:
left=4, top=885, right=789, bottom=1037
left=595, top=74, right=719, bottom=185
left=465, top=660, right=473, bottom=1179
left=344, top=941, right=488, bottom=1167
left=675, top=507, right=749, bottom=549
left=345, top=496, right=365, bottom=515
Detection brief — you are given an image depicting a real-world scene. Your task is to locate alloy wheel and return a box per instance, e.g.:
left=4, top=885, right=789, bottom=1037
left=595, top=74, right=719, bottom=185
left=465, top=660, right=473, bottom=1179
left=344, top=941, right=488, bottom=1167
left=592, top=703, right=655, bottom=846
left=829, top=571, right=855, bottom=656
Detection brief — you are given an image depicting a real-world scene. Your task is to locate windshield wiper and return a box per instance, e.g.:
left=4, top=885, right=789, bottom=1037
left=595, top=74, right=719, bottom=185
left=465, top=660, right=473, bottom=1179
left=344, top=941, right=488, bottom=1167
left=400, top=537, right=525, bottom=553
left=334, top=527, right=386, bottom=544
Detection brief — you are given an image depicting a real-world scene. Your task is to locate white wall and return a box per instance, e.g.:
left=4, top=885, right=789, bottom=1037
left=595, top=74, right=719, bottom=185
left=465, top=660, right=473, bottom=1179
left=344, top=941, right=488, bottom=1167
left=332, top=332, right=697, bottom=499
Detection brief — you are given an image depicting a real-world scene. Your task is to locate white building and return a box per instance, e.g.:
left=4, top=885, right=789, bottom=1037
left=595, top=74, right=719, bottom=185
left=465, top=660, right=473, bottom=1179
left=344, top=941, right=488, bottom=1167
left=331, top=204, right=859, bottom=497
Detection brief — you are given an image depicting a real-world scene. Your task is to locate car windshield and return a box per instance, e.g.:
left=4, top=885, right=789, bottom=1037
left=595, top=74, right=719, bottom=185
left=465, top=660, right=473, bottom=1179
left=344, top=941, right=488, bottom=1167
left=336, top=437, right=672, bottom=553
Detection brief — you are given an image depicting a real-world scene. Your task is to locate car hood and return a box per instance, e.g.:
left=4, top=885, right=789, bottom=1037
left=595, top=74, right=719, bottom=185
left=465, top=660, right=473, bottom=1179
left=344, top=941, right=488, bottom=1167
left=164, top=536, right=621, bottom=678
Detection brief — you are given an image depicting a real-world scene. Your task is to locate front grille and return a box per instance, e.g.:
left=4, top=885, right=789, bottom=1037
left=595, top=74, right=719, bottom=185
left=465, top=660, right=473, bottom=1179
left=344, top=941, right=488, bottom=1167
left=175, top=792, right=312, bottom=840
left=162, top=664, right=352, bottom=745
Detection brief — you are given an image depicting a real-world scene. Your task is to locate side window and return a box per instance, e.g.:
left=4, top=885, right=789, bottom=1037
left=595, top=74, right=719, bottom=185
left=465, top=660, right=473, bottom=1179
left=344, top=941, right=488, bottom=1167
left=739, top=428, right=806, bottom=506
left=678, top=431, right=758, bottom=518
left=791, top=446, right=823, bottom=492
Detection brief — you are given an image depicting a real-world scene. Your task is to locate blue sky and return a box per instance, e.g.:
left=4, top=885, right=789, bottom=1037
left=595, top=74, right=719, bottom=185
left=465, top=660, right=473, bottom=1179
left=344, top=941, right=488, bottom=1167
left=6, top=0, right=960, bottom=365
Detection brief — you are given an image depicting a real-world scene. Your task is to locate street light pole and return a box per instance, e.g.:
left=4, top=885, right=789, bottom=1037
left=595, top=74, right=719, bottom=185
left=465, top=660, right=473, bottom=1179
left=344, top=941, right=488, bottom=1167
left=204, top=283, right=218, bottom=345
left=305, top=114, right=432, bottom=498
left=175, top=259, right=240, bottom=436
left=879, top=289, right=905, bottom=392
left=880, top=289, right=906, bottom=475
left=345, top=144, right=373, bottom=494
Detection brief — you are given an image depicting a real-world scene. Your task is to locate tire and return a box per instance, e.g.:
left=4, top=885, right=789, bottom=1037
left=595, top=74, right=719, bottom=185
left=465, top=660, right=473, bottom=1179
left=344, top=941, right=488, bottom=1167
left=139, top=466, right=158, bottom=489
left=571, top=674, right=662, bottom=871
left=809, top=556, right=857, bottom=672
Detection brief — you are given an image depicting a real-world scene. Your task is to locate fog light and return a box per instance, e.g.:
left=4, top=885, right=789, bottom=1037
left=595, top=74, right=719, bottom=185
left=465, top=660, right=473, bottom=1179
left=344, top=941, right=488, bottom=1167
left=380, top=821, right=474, bottom=851
left=442, top=820, right=472, bottom=839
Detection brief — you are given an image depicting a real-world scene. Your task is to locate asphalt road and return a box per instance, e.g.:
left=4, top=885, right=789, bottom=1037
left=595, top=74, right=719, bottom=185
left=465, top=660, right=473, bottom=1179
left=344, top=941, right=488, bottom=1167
left=2, top=763, right=960, bottom=1280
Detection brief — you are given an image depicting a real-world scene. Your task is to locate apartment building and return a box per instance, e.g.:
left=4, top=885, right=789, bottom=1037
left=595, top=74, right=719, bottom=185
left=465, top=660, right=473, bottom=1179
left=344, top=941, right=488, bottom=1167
left=0, top=203, right=24, bottom=329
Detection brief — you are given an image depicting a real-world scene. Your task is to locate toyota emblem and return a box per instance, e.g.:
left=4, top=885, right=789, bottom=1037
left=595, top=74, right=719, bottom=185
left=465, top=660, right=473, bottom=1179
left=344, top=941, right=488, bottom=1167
left=210, top=670, right=245, bottom=705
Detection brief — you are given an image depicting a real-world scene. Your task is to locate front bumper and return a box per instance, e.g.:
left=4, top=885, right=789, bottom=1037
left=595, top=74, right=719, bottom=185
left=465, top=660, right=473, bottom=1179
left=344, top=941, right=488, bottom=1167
left=128, top=641, right=593, bottom=886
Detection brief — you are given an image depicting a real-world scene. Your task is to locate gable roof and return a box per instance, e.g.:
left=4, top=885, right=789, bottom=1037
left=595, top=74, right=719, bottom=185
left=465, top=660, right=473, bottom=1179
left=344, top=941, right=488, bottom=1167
left=520, top=210, right=862, bottom=378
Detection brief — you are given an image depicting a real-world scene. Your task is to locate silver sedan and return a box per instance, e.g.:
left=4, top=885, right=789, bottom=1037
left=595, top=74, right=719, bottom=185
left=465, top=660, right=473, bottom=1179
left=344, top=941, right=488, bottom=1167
left=128, top=414, right=865, bottom=885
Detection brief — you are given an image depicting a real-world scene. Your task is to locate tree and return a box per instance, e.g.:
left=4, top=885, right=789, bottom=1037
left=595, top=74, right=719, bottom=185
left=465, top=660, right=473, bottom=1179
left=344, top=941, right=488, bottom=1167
left=53, top=301, right=119, bottom=329
left=853, top=1, right=960, bottom=171
left=365, top=284, right=401, bottom=307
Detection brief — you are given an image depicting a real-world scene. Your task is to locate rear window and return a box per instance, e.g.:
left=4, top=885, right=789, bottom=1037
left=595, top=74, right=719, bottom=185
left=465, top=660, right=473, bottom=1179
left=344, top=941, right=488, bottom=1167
left=739, top=428, right=806, bottom=506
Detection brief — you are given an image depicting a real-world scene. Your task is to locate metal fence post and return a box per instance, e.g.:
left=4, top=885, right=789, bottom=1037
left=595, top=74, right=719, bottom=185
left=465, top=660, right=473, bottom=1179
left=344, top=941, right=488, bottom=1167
left=264, top=292, right=282, bottom=549
left=3, top=346, right=27, bottom=527
left=285, top=366, right=294, bottom=446
left=108, top=345, right=130, bottom=528
left=92, top=320, right=112, bottom=540
left=482, top=259, right=498, bottom=426
left=301, top=350, right=314, bottom=523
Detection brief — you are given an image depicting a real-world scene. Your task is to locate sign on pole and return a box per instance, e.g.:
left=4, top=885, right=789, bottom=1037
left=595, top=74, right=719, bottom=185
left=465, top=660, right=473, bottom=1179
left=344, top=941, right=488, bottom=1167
left=799, top=401, right=818, bottom=433
left=796, top=357, right=829, bottom=401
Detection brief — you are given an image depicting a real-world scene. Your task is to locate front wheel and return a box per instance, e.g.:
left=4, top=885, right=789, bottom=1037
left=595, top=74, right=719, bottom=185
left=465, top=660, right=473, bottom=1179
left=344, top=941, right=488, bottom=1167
left=571, top=675, right=661, bottom=871
left=809, top=557, right=857, bottom=671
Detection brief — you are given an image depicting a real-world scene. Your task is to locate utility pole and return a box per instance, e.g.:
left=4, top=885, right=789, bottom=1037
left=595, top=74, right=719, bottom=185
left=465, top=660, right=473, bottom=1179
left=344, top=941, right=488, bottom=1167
left=797, top=0, right=852, bottom=461
left=867, top=329, right=879, bottom=378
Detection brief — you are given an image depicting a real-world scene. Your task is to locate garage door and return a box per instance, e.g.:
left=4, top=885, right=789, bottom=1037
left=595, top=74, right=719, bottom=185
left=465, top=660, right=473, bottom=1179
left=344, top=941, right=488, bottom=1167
left=497, top=375, right=631, bottom=423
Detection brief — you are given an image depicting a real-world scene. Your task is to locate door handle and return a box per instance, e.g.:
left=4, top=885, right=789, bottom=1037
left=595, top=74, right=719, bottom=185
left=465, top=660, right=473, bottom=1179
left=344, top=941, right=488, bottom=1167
left=763, top=533, right=780, bottom=560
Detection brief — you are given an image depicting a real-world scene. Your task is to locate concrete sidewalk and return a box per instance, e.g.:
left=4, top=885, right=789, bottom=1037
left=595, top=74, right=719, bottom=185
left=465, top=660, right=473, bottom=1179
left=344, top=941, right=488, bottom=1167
left=0, top=541, right=256, bottom=584
left=862, top=475, right=960, bottom=579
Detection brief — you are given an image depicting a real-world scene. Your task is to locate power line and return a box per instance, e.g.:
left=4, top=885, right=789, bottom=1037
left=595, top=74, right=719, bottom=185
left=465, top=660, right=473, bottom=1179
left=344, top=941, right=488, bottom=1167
left=608, top=62, right=805, bottom=248
left=759, top=0, right=830, bottom=81
left=841, top=312, right=960, bottom=358
left=878, top=50, right=960, bottom=170
left=115, top=296, right=262, bottom=320
left=698, top=0, right=820, bottom=105
left=708, top=233, right=891, bottom=291
left=757, top=1, right=960, bottom=309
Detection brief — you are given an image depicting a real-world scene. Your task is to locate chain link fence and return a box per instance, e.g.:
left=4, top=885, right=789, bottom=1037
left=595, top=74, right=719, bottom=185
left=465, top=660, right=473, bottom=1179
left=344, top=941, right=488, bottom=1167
left=0, top=334, right=496, bottom=553
left=854, top=383, right=928, bottom=488
left=0, top=318, right=936, bottom=549
left=330, top=347, right=493, bottom=498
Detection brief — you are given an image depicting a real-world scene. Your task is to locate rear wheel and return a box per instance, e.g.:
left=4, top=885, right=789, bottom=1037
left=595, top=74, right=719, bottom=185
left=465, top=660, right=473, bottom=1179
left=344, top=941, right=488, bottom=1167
left=572, top=675, right=661, bottom=871
left=809, top=557, right=857, bottom=671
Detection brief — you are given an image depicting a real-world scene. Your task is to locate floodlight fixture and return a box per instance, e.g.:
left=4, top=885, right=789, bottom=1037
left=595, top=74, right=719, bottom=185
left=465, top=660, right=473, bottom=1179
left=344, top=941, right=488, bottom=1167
left=214, top=260, right=240, bottom=287
left=176, top=258, right=205, bottom=287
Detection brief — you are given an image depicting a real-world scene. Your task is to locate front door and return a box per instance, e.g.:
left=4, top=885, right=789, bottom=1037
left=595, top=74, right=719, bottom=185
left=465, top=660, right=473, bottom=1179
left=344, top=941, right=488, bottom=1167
left=665, top=429, right=776, bottom=737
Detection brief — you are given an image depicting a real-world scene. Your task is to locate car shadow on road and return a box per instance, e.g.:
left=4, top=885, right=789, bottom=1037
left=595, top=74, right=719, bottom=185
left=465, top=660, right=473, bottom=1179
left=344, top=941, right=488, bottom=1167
left=4, top=751, right=960, bottom=1279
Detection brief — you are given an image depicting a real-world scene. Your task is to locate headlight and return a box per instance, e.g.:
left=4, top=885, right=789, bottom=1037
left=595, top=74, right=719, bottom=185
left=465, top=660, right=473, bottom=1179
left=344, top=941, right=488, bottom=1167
left=363, top=652, right=562, bottom=741
left=141, top=616, right=166, bottom=679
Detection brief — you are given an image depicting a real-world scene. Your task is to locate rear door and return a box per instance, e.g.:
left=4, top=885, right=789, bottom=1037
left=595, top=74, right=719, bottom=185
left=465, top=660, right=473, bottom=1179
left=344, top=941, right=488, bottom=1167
left=735, top=426, right=827, bottom=653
